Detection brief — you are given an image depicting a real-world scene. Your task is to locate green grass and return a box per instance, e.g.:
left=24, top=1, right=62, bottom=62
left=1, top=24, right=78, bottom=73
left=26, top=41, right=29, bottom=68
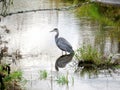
left=56, top=74, right=69, bottom=85
left=0, top=64, right=23, bottom=90
left=38, top=70, right=74, bottom=85
left=114, top=65, right=120, bottom=69
left=75, top=45, right=102, bottom=65
left=75, top=44, right=120, bottom=78
left=0, top=64, right=22, bottom=82
left=75, top=2, right=119, bottom=26
left=75, top=44, right=120, bottom=69
left=4, top=70, right=22, bottom=82
left=39, top=70, right=48, bottom=80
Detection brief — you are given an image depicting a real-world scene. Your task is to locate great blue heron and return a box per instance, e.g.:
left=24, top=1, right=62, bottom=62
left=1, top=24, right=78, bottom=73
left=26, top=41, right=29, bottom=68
left=50, top=28, right=74, bottom=54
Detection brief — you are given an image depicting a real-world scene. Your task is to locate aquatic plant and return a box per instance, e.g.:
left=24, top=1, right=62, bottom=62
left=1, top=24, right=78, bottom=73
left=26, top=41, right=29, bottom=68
left=0, top=64, right=23, bottom=90
left=75, top=44, right=102, bottom=65
left=3, top=71, right=23, bottom=90
left=38, top=70, right=74, bottom=85
left=56, top=74, right=69, bottom=85
left=39, top=70, right=48, bottom=80
left=75, top=44, right=120, bottom=78
left=4, top=70, right=22, bottom=82
left=75, top=44, right=120, bottom=68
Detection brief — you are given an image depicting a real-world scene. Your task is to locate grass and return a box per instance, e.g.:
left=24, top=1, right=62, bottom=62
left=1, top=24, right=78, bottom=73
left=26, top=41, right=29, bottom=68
left=75, top=44, right=120, bottom=67
left=4, top=70, right=22, bottom=82
left=38, top=70, right=74, bottom=85
left=39, top=70, right=48, bottom=80
left=75, top=2, right=120, bottom=26
left=0, top=64, right=23, bottom=90
left=56, top=74, right=69, bottom=85
left=75, top=45, right=102, bottom=65
left=75, top=44, right=120, bottom=78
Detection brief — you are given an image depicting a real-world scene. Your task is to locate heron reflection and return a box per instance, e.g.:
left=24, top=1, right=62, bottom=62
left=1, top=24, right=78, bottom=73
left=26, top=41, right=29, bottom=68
left=55, top=53, right=74, bottom=71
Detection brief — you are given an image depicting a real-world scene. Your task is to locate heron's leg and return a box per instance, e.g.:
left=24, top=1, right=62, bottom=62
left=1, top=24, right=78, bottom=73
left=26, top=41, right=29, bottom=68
left=62, top=51, right=63, bottom=55
left=65, top=51, right=67, bottom=55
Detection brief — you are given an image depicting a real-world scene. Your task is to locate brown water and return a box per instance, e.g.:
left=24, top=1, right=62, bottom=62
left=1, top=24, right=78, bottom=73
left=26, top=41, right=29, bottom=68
left=0, top=0, right=120, bottom=90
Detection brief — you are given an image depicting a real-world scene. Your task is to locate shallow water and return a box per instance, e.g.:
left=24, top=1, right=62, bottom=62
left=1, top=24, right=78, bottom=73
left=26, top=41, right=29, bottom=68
left=0, top=0, right=120, bottom=90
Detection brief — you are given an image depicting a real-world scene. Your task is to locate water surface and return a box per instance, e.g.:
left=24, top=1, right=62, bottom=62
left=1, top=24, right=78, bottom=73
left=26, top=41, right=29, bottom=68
left=0, top=0, right=120, bottom=90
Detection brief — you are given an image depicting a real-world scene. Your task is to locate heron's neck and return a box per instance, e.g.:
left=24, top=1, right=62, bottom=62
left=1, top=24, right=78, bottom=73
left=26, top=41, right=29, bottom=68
left=55, top=31, right=59, bottom=41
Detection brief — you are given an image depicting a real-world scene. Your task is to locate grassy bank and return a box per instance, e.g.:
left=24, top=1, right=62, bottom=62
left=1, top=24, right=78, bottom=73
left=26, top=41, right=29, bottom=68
left=75, top=2, right=120, bottom=26
left=75, top=45, right=120, bottom=69
left=61, top=0, right=120, bottom=26
left=75, top=44, right=120, bottom=77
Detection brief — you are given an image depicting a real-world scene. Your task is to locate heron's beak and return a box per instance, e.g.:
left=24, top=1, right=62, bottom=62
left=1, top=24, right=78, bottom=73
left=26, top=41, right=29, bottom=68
left=50, top=30, right=54, bottom=32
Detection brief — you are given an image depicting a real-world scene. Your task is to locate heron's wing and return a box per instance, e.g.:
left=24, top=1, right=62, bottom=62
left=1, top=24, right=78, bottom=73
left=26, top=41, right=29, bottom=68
left=57, top=37, right=72, bottom=49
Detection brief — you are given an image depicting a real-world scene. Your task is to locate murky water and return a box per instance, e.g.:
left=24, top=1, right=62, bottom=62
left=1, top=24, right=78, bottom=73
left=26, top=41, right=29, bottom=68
left=0, top=0, right=120, bottom=90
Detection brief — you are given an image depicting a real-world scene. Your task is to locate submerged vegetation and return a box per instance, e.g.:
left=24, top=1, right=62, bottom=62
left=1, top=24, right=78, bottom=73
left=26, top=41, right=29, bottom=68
left=38, top=70, right=74, bottom=85
left=56, top=74, right=69, bottom=85
left=39, top=70, right=48, bottom=80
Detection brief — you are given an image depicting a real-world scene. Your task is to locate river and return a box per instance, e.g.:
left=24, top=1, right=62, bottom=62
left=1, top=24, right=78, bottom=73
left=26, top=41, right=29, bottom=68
left=0, top=0, right=120, bottom=90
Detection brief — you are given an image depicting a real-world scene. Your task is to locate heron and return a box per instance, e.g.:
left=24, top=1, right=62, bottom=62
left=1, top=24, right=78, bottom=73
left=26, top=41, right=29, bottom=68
left=50, top=28, right=74, bottom=54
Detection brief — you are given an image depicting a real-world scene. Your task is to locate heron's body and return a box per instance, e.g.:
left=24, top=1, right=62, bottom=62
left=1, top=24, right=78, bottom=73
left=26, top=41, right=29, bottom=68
left=51, top=28, right=74, bottom=53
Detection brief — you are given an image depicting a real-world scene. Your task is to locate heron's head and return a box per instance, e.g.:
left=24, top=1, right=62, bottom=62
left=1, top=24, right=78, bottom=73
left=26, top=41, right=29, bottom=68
left=50, top=28, right=58, bottom=33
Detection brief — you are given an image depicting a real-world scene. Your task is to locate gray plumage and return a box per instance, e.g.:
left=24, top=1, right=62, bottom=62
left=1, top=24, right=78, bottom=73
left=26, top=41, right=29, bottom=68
left=50, top=28, right=74, bottom=53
